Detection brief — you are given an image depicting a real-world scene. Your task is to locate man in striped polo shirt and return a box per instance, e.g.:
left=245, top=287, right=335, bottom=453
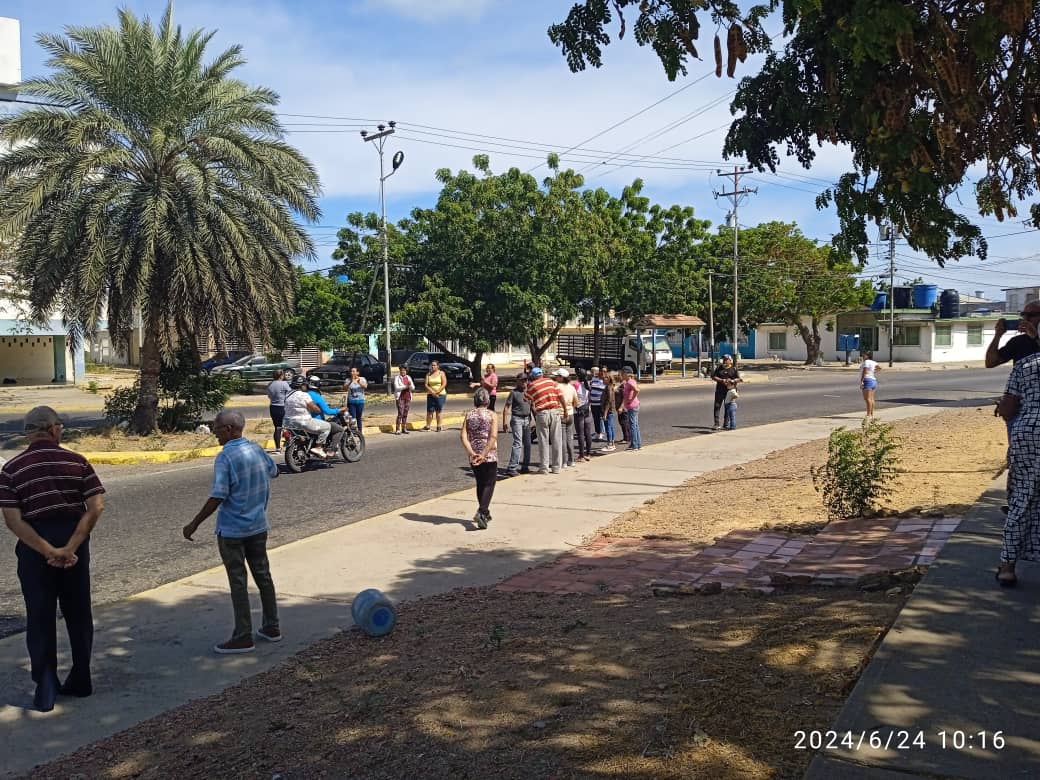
left=524, top=367, right=565, bottom=474
left=0, top=406, right=106, bottom=712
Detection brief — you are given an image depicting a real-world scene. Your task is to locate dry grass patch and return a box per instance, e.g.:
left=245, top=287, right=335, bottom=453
left=607, top=406, right=1006, bottom=543
left=34, top=587, right=903, bottom=780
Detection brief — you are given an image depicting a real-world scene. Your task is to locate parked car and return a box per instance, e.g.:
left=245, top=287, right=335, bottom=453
left=200, top=350, right=252, bottom=374
left=307, top=352, right=386, bottom=387
left=210, top=353, right=299, bottom=381
left=403, top=352, right=472, bottom=382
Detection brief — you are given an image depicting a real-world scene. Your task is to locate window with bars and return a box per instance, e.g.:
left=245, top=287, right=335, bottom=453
left=967, top=323, right=983, bottom=346
left=768, top=332, right=787, bottom=350
left=934, top=325, right=952, bottom=347
left=892, top=325, right=921, bottom=346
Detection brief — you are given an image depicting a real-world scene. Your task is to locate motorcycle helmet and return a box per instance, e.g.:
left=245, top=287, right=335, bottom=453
left=290, top=375, right=306, bottom=389
left=308, top=375, right=322, bottom=389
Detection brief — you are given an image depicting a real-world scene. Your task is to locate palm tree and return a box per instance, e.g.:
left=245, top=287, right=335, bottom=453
left=0, top=3, right=321, bottom=432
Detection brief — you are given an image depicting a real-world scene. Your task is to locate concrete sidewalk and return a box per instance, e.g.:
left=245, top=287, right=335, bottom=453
left=0, top=404, right=943, bottom=776
left=805, top=481, right=1040, bottom=780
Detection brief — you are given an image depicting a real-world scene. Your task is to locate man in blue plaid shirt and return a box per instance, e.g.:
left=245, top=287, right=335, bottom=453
left=183, top=410, right=281, bottom=654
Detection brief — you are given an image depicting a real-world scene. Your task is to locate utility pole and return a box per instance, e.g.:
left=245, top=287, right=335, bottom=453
left=360, top=122, right=404, bottom=395
left=707, top=271, right=716, bottom=372
left=884, top=222, right=896, bottom=367
left=714, top=166, right=756, bottom=364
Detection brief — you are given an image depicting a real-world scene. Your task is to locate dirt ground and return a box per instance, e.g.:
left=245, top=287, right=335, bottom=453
left=608, top=405, right=1007, bottom=543
left=30, top=406, right=1007, bottom=779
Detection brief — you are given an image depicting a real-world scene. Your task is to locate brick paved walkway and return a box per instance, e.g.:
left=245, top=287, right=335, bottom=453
left=496, top=516, right=961, bottom=596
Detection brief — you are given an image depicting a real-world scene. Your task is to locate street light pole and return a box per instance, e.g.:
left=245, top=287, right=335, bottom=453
left=361, top=122, right=404, bottom=396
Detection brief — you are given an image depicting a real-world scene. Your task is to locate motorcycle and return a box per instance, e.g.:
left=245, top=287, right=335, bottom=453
left=282, top=409, right=365, bottom=473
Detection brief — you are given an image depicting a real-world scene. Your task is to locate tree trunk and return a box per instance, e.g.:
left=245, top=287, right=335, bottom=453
left=130, top=325, right=161, bottom=434
left=528, top=323, right=564, bottom=367
left=593, top=305, right=601, bottom=367
left=796, top=320, right=823, bottom=365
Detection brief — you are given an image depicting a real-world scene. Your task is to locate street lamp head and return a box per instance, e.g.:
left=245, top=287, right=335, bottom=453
left=392, top=150, right=405, bottom=171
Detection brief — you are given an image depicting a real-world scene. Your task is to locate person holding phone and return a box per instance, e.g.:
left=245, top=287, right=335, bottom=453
left=986, top=302, right=1040, bottom=368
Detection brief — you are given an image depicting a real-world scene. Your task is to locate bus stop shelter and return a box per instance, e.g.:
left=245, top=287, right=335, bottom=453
left=630, top=314, right=707, bottom=381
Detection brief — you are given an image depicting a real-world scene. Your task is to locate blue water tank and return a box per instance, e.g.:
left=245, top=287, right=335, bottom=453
left=871, top=292, right=888, bottom=311
left=913, top=284, right=938, bottom=308
left=351, top=588, right=397, bottom=637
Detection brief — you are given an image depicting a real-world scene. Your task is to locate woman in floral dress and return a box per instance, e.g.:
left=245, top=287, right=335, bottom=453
left=461, top=388, right=499, bottom=530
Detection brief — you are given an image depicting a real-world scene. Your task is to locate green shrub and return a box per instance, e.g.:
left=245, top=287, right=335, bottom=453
left=811, top=418, right=901, bottom=520
left=103, top=385, right=139, bottom=424
left=102, top=345, right=245, bottom=432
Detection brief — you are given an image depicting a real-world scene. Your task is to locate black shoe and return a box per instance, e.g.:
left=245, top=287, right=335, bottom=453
left=519, top=467, right=531, bottom=474
left=34, top=671, right=59, bottom=712
left=59, top=676, right=93, bottom=698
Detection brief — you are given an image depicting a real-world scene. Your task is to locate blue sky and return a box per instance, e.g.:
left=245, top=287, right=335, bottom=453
left=4, top=0, right=1038, bottom=302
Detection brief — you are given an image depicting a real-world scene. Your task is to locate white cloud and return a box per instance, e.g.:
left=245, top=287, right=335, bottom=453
left=360, top=0, right=498, bottom=22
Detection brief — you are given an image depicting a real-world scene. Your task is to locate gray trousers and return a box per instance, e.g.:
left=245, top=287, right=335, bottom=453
left=535, top=409, right=563, bottom=471
left=218, top=533, right=279, bottom=641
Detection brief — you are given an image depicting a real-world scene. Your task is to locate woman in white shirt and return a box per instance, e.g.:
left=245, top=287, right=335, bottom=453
left=859, top=351, right=880, bottom=418
left=392, top=365, right=416, bottom=434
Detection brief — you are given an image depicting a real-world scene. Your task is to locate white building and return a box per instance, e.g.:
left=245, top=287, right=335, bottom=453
left=1003, top=286, right=1040, bottom=314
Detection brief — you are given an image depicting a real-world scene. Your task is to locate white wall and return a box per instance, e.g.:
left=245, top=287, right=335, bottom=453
left=929, top=319, right=998, bottom=362
left=0, top=18, right=20, bottom=88
left=0, top=334, right=70, bottom=383
left=753, top=317, right=838, bottom=361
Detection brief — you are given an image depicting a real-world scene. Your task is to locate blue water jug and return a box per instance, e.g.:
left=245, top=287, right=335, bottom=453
left=351, top=588, right=397, bottom=637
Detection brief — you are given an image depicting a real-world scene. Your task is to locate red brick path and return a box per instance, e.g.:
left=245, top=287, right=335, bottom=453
left=496, top=516, right=961, bottom=596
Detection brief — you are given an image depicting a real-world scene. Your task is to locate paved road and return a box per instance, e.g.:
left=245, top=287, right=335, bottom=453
left=0, top=368, right=1008, bottom=637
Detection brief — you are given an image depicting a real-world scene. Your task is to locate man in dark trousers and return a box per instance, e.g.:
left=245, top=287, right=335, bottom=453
left=184, top=409, right=281, bottom=654
left=0, top=406, right=105, bottom=712
left=711, top=355, right=742, bottom=431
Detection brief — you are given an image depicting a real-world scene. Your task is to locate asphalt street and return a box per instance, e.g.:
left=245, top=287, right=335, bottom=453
left=0, top=367, right=1009, bottom=637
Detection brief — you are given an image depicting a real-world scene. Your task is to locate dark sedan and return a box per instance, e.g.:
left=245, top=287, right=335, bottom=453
left=307, top=352, right=386, bottom=387
left=404, top=352, right=472, bottom=382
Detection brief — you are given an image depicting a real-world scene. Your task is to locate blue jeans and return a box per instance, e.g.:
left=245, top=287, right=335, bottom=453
left=507, top=415, right=531, bottom=473
left=627, top=407, right=641, bottom=449
left=604, top=411, right=615, bottom=443
left=348, top=401, right=364, bottom=429
left=724, top=402, right=737, bottom=430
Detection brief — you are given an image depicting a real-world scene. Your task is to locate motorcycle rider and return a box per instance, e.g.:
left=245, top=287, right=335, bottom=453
left=306, top=376, right=348, bottom=454
left=283, top=376, right=331, bottom=458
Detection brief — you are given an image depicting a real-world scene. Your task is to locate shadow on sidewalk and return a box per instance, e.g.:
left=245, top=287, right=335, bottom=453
left=808, top=485, right=1040, bottom=778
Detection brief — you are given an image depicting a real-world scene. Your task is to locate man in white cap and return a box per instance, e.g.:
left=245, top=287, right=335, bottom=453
left=0, top=406, right=105, bottom=711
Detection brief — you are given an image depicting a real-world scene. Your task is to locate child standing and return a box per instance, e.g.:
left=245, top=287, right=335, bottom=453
left=723, top=387, right=739, bottom=430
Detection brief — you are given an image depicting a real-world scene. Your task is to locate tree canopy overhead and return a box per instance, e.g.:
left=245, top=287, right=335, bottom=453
left=550, top=0, right=1040, bottom=266
left=0, top=3, right=320, bottom=432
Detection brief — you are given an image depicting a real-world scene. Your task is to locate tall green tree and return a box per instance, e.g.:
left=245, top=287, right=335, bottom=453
left=550, top=1, right=1040, bottom=265
left=400, top=156, right=554, bottom=376
left=270, top=269, right=365, bottom=353
left=330, top=211, right=423, bottom=342
left=712, top=222, right=872, bottom=364
left=0, top=4, right=320, bottom=432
